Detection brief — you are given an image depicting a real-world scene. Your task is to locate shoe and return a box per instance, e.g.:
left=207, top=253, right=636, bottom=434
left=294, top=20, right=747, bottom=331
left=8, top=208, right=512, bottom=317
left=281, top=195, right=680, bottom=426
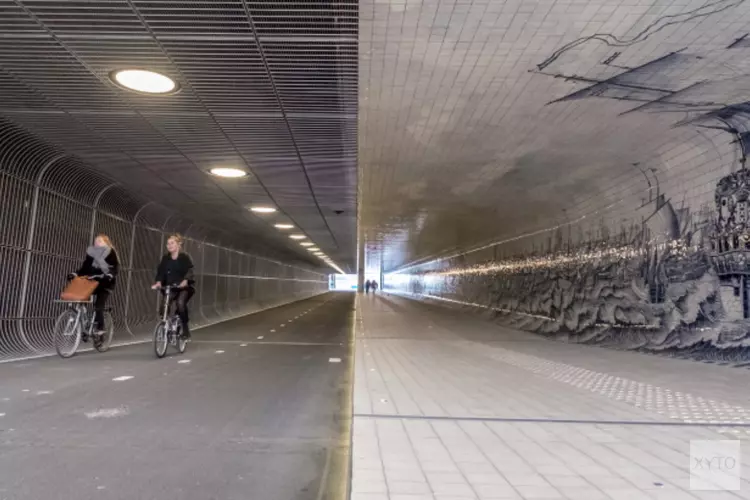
left=82, top=334, right=89, bottom=343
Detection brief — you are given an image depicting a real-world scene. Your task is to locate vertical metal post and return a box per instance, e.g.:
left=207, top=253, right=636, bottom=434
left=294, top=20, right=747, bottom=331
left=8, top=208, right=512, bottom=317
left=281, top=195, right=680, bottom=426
left=16, top=153, right=67, bottom=352
left=123, top=201, right=152, bottom=336
left=379, top=249, right=385, bottom=291
left=89, top=183, right=118, bottom=241
left=357, top=227, right=365, bottom=293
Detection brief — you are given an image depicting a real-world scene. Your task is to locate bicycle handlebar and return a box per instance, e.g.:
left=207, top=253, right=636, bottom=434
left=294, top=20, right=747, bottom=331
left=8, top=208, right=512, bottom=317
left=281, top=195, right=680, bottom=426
left=69, top=273, right=112, bottom=280
left=153, top=285, right=185, bottom=291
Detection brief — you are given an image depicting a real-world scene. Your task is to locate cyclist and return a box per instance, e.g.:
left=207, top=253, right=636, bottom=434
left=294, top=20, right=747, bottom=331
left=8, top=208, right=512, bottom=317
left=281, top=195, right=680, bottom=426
left=151, top=234, right=195, bottom=339
left=68, top=234, right=119, bottom=339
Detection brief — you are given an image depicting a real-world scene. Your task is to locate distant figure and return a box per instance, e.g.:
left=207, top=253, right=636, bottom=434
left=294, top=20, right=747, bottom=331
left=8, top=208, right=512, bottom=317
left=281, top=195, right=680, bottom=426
left=372, top=281, right=378, bottom=293
left=365, top=280, right=371, bottom=293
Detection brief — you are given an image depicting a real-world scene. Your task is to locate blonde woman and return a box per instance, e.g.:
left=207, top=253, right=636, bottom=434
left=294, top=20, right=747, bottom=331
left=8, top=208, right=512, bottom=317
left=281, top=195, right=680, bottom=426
left=68, top=234, right=119, bottom=338
left=151, top=234, right=195, bottom=339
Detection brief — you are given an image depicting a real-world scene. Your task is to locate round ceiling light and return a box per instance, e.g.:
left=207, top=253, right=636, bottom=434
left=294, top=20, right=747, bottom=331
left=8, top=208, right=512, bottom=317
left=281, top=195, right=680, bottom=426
left=275, top=224, right=294, bottom=230
left=111, top=69, right=177, bottom=94
left=209, top=167, right=247, bottom=178
left=250, top=206, right=276, bottom=213
left=290, top=234, right=306, bottom=240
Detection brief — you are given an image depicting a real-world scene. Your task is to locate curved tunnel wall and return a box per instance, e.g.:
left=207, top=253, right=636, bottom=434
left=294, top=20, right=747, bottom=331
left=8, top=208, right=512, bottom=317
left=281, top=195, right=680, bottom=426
left=386, top=126, right=750, bottom=361
left=0, top=121, right=327, bottom=361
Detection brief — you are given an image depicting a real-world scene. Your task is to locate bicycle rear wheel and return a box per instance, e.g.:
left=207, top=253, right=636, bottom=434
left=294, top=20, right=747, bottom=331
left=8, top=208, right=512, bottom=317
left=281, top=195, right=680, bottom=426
left=54, top=309, right=80, bottom=358
left=94, top=311, right=114, bottom=353
left=153, top=321, right=169, bottom=358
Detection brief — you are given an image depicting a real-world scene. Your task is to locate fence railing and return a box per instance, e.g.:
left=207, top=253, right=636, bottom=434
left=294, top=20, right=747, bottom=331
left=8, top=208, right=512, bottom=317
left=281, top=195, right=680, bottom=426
left=0, top=120, right=327, bottom=361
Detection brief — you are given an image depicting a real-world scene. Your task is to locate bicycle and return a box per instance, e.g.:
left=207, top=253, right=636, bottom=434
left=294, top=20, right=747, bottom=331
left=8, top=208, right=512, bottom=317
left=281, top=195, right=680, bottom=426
left=53, top=276, right=114, bottom=358
left=153, top=285, right=188, bottom=358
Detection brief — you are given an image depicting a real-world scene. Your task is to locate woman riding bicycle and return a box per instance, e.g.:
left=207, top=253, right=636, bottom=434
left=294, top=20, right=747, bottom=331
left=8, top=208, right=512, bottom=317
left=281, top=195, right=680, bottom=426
left=68, top=234, right=119, bottom=338
left=151, top=234, right=195, bottom=339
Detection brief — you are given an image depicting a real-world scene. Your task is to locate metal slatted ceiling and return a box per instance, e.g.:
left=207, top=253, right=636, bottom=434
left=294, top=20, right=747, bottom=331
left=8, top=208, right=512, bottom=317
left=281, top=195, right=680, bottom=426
left=0, top=0, right=357, bottom=271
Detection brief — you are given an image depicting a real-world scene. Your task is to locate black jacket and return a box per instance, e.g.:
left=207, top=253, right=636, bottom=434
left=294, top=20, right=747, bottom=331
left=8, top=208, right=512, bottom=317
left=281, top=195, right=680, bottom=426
left=155, top=252, right=195, bottom=286
left=76, top=250, right=119, bottom=289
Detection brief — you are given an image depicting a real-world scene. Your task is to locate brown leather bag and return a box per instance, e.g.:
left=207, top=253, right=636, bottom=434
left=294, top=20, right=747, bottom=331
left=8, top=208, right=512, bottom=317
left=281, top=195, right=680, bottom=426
left=61, top=276, right=99, bottom=302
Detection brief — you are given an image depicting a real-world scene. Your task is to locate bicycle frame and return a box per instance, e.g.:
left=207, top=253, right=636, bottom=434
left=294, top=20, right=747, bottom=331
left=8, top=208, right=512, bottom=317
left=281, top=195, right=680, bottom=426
left=54, top=299, right=95, bottom=337
left=158, top=285, right=184, bottom=333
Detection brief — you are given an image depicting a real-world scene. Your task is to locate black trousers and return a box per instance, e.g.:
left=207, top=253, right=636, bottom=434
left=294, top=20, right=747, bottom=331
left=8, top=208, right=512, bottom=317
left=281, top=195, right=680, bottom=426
left=93, top=285, right=110, bottom=330
left=161, top=287, right=195, bottom=333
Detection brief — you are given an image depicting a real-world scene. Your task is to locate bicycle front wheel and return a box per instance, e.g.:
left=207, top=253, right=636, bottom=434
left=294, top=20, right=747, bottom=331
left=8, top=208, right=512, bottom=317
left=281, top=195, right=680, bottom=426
left=94, top=311, right=114, bottom=353
left=153, top=321, right=168, bottom=358
left=54, top=309, right=80, bottom=358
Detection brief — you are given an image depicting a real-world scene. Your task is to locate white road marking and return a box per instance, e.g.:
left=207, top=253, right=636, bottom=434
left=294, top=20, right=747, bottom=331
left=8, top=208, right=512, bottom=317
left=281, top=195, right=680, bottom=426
left=329, top=358, right=342, bottom=363
left=1, top=398, right=10, bottom=402
left=178, top=359, right=191, bottom=364
left=0, top=413, right=5, bottom=417
left=36, top=390, right=53, bottom=395
left=280, top=324, right=286, bottom=327
left=215, top=350, right=225, bottom=354
left=270, top=329, right=276, bottom=333
left=240, top=343, right=248, bottom=347
left=22, top=389, right=30, bottom=393
left=85, top=407, right=129, bottom=419
left=257, top=336, right=264, bottom=340
left=112, top=376, right=134, bottom=382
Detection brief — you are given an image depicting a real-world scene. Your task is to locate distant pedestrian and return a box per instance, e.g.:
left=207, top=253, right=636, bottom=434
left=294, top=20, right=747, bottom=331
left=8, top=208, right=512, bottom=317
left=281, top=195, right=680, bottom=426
left=372, top=281, right=378, bottom=292
left=365, top=280, right=371, bottom=293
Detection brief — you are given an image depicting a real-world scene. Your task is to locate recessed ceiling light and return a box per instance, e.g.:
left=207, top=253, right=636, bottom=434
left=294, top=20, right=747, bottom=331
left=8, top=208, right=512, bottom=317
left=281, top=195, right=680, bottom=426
left=275, top=224, right=294, bottom=229
left=290, top=234, right=306, bottom=240
left=111, top=69, right=177, bottom=94
left=209, top=167, right=247, bottom=178
left=300, top=242, right=314, bottom=247
left=250, top=206, right=276, bottom=213
left=307, top=247, right=320, bottom=252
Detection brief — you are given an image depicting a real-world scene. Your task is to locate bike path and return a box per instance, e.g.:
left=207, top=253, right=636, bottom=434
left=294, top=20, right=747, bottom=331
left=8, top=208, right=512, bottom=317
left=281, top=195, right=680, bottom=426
left=0, top=292, right=353, bottom=500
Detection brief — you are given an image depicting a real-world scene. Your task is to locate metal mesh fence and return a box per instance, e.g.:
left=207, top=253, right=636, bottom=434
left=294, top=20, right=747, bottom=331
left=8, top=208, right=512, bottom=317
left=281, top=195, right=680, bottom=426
left=0, top=121, right=327, bottom=361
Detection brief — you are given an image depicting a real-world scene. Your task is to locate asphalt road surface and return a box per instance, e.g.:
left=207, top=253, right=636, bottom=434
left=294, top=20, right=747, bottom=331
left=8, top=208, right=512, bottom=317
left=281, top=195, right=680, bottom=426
left=0, top=293, right=353, bottom=500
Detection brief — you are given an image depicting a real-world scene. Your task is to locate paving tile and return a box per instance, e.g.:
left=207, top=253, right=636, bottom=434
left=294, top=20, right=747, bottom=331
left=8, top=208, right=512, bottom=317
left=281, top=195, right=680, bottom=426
left=513, top=484, right=563, bottom=499
left=351, top=297, right=750, bottom=500
left=388, top=481, right=433, bottom=494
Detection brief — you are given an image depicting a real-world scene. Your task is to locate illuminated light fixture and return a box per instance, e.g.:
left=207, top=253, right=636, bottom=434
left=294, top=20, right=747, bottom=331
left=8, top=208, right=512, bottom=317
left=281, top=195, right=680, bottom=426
left=111, top=69, right=177, bottom=94
left=289, top=234, right=306, bottom=240
left=307, top=247, right=320, bottom=252
left=209, top=167, right=247, bottom=178
left=250, top=206, right=276, bottom=214
left=275, top=223, right=294, bottom=230
left=300, top=242, right=314, bottom=247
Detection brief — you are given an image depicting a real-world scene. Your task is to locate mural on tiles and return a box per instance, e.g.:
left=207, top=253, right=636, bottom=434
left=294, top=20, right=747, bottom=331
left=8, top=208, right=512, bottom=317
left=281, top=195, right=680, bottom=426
left=408, top=168, right=750, bottom=356
left=399, top=38, right=750, bottom=357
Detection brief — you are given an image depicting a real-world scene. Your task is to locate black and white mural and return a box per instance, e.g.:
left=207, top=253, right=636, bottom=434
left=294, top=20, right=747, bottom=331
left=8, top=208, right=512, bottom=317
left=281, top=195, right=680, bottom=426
left=387, top=33, right=750, bottom=360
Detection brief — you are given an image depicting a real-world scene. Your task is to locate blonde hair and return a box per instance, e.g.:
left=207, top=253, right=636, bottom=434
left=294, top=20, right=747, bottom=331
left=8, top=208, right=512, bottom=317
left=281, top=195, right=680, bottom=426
left=95, top=233, right=115, bottom=251
left=167, top=233, right=184, bottom=247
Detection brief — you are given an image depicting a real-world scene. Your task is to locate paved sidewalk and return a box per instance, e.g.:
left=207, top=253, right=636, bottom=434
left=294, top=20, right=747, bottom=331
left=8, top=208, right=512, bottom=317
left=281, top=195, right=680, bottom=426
left=351, top=293, right=750, bottom=500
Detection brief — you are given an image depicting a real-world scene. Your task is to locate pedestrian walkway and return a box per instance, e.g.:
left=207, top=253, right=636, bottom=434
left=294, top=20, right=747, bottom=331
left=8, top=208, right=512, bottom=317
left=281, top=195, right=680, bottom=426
left=351, top=294, right=750, bottom=500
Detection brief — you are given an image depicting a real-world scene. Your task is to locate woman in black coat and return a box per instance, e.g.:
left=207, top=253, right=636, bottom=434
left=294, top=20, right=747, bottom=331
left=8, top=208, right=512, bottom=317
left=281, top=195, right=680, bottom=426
left=70, top=234, right=119, bottom=335
left=151, top=234, right=195, bottom=339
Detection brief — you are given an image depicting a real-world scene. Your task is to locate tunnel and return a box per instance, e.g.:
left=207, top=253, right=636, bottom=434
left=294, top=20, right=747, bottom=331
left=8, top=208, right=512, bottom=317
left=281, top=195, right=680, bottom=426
left=1, top=1, right=750, bottom=499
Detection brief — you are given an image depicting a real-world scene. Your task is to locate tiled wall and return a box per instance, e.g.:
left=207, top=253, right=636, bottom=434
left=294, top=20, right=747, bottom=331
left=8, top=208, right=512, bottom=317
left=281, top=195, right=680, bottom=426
left=386, top=119, right=750, bottom=359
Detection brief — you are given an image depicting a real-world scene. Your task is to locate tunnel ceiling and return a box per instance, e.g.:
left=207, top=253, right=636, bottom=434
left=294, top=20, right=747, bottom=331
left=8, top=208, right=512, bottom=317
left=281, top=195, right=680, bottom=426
left=360, top=0, right=750, bottom=271
left=0, top=0, right=357, bottom=272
